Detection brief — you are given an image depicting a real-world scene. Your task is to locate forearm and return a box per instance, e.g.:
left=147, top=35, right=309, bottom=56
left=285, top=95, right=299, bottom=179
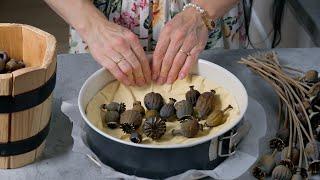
left=44, top=0, right=107, bottom=39
left=191, top=0, right=240, bottom=19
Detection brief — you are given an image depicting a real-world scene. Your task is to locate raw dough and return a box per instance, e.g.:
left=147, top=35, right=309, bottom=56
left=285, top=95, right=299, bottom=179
left=86, top=75, right=240, bottom=145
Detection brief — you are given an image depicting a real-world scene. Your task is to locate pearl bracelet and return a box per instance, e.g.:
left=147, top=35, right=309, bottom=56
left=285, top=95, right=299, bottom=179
left=182, top=3, right=215, bottom=31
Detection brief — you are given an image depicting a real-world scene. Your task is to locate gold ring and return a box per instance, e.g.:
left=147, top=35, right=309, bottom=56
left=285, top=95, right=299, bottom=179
left=113, top=57, right=125, bottom=64
left=179, top=49, right=191, bottom=56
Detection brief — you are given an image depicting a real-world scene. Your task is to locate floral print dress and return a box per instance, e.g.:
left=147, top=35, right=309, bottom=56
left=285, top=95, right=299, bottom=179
left=69, top=0, right=247, bottom=53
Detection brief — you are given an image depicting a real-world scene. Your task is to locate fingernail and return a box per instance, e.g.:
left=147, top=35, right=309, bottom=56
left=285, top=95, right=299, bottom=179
left=137, top=79, right=145, bottom=86
left=152, top=74, right=158, bottom=80
left=179, top=73, right=185, bottom=80
left=166, top=77, right=174, bottom=84
left=157, top=77, right=166, bottom=84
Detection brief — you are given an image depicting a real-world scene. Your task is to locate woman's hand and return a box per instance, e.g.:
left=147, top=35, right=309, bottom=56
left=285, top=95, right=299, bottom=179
left=45, top=0, right=151, bottom=86
left=152, top=8, right=208, bottom=84
left=83, top=20, right=151, bottom=86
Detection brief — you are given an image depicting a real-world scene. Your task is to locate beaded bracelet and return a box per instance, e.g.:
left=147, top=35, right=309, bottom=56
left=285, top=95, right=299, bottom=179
left=182, top=3, right=215, bottom=31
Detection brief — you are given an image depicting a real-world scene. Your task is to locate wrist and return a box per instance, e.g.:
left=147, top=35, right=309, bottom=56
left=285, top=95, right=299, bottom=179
left=190, top=0, right=218, bottom=19
left=183, top=3, right=215, bottom=31
left=73, top=3, right=108, bottom=42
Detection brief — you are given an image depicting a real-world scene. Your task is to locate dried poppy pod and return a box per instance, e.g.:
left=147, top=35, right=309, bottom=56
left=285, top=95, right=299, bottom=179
left=101, top=104, right=120, bottom=129
left=120, top=123, right=135, bottom=134
left=279, top=159, right=294, bottom=172
left=144, top=92, right=164, bottom=111
left=308, top=82, right=320, bottom=97
left=132, top=101, right=145, bottom=116
left=174, top=100, right=193, bottom=119
left=145, top=110, right=160, bottom=119
left=308, top=160, right=320, bottom=175
left=281, top=146, right=299, bottom=165
left=143, top=117, right=166, bottom=140
left=251, top=166, right=266, bottom=179
left=120, top=110, right=143, bottom=134
left=291, top=173, right=303, bottom=180
left=194, top=90, right=216, bottom=120
left=0, top=59, right=5, bottom=73
left=272, top=165, right=292, bottom=180
left=303, top=70, right=318, bottom=83
left=255, top=150, right=277, bottom=175
left=105, top=102, right=126, bottom=114
left=0, top=51, right=9, bottom=61
left=5, top=59, right=25, bottom=73
left=130, top=131, right=142, bottom=144
left=186, top=86, right=200, bottom=106
left=205, top=105, right=233, bottom=127
left=276, top=128, right=289, bottom=144
left=172, top=116, right=203, bottom=138
left=269, top=137, right=285, bottom=151
left=305, top=141, right=320, bottom=161
left=0, top=51, right=9, bottom=73
left=160, top=98, right=176, bottom=121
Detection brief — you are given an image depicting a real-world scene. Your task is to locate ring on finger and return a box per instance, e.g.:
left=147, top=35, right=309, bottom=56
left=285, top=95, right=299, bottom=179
left=179, top=49, right=191, bottom=56
left=113, top=57, right=126, bottom=64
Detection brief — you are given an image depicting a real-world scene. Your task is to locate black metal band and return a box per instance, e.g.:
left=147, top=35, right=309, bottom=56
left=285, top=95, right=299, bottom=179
left=0, top=72, right=56, bottom=113
left=0, top=119, right=50, bottom=156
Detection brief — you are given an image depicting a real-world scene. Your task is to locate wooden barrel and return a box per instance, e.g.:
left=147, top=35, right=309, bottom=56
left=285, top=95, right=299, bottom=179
left=0, top=23, right=56, bottom=169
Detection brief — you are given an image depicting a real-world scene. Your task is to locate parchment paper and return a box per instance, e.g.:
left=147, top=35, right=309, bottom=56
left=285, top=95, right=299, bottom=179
left=61, top=96, right=267, bottom=180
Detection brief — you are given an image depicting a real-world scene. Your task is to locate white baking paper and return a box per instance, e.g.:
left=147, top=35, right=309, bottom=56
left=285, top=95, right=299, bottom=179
left=61, top=96, right=266, bottom=180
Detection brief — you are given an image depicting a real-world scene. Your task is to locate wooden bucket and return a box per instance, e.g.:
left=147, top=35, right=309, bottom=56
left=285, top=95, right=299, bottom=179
left=0, top=23, right=56, bottom=169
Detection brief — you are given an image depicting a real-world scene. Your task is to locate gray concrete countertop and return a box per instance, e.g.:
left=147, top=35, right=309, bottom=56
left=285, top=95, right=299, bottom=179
left=0, top=48, right=319, bottom=180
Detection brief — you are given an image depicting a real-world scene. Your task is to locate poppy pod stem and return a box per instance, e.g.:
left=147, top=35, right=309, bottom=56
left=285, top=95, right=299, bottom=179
left=222, top=105, right=233, bottom=113
left=297, top=125, right=304, bottom=168
left=287, top=111, right=293, bottom=159
left=271, top=149, right=277, bottom=157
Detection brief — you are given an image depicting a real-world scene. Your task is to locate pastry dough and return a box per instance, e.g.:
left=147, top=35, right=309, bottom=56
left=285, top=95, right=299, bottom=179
left=86, top=75, right=240, bottom=145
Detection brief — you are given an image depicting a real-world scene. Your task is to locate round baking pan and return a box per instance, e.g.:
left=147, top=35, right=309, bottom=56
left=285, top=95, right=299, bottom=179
left=78, top=59, right=248, bottom=178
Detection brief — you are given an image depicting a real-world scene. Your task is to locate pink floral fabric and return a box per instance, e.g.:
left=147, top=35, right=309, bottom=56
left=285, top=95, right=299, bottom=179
left=69, top=0, right=247, bottom=53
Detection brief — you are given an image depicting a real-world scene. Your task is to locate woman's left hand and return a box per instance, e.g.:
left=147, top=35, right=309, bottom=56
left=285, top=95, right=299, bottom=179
left=152, top=8, right=208, bottom=84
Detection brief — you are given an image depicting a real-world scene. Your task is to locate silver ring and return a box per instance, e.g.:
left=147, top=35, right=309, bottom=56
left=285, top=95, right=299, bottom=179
left=179, top=49, right=191, bottom=56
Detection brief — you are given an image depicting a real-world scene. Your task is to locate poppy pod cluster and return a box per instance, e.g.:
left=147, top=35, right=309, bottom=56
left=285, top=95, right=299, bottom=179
left=241, top=52, right=320, bottom=179
left=100, top=87, right=233, bottom=143
left=0, top=50, right=25, bottom=73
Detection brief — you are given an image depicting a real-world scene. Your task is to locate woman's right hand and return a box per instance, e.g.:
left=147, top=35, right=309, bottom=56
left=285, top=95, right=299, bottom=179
left=80, top=17, right=151, bottom=86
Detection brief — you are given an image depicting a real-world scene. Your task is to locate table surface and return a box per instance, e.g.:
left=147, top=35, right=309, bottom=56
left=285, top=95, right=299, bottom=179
left=0, top=48, right=319, bottom=180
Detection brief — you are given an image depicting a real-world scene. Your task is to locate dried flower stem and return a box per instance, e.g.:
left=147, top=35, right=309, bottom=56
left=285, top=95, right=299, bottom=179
left=239, top=59, right=314, bottom=141
left=240, top=52, right=317, bottom=170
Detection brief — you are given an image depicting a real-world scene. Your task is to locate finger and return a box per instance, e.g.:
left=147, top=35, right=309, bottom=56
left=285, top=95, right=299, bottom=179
left=117, top=60, right=135, bottom=85
left=152, top=26, right=171, bottom=80
left=157, top=30, right=185, bottom=84
left=178, top=46, right=201, bottom=80
left=121, top=49, right=146, bottom=86
left=113, top=38, right=146, bottom=86
left=166, top=34, right=197, bottom=84
left=105, top=48, right=135, bottom=85
left=126, top=32, right=152, bottom=84
left=157, top=27, right=187, bottom=84
left=99, top=56, right=132, bottom=86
